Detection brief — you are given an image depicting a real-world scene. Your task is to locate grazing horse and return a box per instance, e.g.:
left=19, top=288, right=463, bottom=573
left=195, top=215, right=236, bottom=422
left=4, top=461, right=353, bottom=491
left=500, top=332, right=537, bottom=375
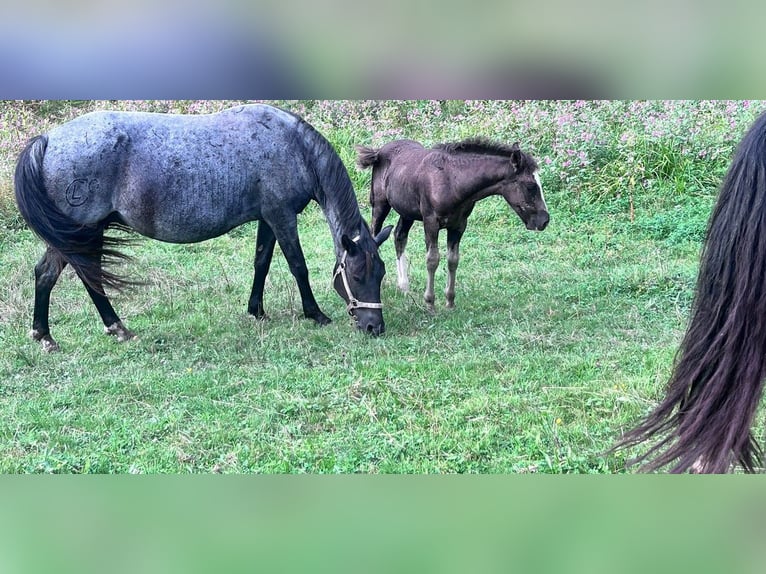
left=615, top=110, right=766, bottom=473
left=356, top=138, right=549, bottom=310
left=14, top=104, right=392, bottom=352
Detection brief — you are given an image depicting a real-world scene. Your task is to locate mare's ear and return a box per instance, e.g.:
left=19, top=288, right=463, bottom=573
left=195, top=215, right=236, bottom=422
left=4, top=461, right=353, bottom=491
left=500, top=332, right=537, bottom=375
left=510, top=142, right=522, bottom=172
left=341, top=234, right=360, bottom=255
left=374, top=225, right=393, bottom=246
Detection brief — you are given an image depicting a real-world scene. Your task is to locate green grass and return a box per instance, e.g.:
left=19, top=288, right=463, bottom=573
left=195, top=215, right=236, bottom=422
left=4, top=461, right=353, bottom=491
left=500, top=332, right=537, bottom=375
left=0, top=193, right=703, bottom=474
left=0, top=100, right=762, bottom=473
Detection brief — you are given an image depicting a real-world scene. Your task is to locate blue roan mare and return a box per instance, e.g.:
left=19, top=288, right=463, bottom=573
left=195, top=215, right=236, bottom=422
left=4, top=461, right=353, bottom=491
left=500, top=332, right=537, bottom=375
left=14, top=104, right=392, bottom=351
left=356, top=138, right=549, bottom=310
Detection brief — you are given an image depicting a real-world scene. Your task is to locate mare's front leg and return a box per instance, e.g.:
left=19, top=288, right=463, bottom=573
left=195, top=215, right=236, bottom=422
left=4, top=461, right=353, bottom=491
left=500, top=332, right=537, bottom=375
left=422, top=219, right=441, bottom=311
left=393, top=217, right=414, bottom=292
left=31, top=247, right=66, bottom=352
left=248, top=221, right=277, bottom=319
left=270, top=214, right=331, bottom=326
left=444, top=225, right=467, bottom=309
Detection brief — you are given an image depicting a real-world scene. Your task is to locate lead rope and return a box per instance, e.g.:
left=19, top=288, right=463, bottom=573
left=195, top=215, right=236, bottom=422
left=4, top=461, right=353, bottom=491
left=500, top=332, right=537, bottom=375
left=333, top=235, right=384, bottom=315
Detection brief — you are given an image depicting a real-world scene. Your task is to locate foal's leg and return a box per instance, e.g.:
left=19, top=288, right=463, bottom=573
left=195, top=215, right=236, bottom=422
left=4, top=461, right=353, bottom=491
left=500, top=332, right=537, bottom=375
left=269, top=214, right=331, bottom=325
left=247, top=221, right=277, bottom=319
left=422, top=220, right=441, bottom=311
left=444, top=225, right=467, bottom=309
left=370, top=198, right=392, bottom=236
left=393, top=217, right=414, bottom=292
left=31, top=247, right=66, bottom=352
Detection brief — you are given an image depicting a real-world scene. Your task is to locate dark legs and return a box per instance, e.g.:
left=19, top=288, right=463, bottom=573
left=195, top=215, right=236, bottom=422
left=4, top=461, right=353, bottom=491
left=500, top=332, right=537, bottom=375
left=31, top=247, right=66, bottom=352
left=370, top=199, right=392, bottom=236
left=444, top=225, right=466, bottom=308
left=83, top=281, right=134, bottom=342
left=423, top=220, right=440, bottom=311
left=392, top=218, right=462, bottom=309
left=249, top=218, right=331, bottom=325
left=393, top=217, right=414, bottom=292
left=418, top=222, right=466, bottom=310
left=247, top=221, right=277, bottom=319
left=31, top=243, right=134, bottom=352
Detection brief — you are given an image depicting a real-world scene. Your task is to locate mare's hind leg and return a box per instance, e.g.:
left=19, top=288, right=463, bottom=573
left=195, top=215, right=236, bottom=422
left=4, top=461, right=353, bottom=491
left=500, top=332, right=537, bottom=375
left=422, top=219, right=441, bottom=311
left=77, top=233, right=135, bottom=342
left=31, top=247, right=66, bottom=352
left=247, top=220, right=277, bottom=319
left=82, top=281, right=135, bottom=342
left=444, top=225, right=467, bottom=309
left=269, top=214, right=331, bottom=326
left=393, top=217, right=414, bottom=292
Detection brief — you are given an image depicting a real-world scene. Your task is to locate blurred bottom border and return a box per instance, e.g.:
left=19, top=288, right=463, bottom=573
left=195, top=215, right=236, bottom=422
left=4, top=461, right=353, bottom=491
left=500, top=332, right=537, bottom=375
left=1, top=475, right=763, bottom=574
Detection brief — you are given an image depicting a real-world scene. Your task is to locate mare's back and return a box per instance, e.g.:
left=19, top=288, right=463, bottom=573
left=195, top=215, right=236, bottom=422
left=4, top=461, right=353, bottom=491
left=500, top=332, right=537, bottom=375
left=43, top=105, right=301, bottom=191
left=40, top=105, right=313, bottom=242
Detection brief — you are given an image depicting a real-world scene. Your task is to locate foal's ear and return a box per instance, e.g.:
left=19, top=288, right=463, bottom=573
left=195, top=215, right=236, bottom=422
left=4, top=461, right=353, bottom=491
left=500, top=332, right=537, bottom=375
left=374, top=225, right=393, bottom=246
left=510, top=142, right=522, bottom=171
left=341, top=234, right=360, bottom=255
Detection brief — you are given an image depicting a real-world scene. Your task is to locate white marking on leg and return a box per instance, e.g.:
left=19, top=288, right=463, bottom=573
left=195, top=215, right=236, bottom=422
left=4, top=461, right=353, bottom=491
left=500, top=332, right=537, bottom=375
left=396, top=254, right=409, bottom=292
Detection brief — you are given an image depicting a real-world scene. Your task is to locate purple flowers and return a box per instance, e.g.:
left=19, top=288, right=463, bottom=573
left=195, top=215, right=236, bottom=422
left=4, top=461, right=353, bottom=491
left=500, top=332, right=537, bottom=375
left=4, top=100, right=762, bottom=206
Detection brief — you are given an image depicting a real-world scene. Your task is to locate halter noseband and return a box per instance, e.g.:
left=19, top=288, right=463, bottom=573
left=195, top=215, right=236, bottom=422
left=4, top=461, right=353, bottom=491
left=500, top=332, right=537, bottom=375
left=333, top=235, right=384, bottom=315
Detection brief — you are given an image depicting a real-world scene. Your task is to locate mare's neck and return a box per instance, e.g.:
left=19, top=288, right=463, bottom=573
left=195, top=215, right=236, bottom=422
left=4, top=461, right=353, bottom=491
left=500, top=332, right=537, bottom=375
left=319, top=196, right=365, bottom=257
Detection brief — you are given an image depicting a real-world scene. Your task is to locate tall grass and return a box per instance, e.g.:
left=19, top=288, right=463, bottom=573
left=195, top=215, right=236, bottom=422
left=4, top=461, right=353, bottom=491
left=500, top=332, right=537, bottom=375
left=0, top=100, right=763, bottom=473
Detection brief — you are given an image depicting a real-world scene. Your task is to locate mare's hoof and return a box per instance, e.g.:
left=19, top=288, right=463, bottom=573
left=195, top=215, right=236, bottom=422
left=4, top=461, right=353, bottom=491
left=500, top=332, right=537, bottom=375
left=248, top=304, right=267, bottom=320
left=105, top=322, right=137, bottom=342
left=30, top=330, right=60, bottom=353
left=311, top=313, right=332, bottom=326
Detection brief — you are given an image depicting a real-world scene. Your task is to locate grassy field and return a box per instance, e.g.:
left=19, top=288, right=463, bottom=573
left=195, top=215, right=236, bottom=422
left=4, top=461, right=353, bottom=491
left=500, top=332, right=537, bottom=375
left=0, top=100, right=763, bottom=473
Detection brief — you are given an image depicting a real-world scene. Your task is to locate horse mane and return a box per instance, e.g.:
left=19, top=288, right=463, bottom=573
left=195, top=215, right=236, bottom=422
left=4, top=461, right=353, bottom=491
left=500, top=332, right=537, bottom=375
left=433, top=137, right=538, bottom=171
left=286, top=110, right=366, bottom=247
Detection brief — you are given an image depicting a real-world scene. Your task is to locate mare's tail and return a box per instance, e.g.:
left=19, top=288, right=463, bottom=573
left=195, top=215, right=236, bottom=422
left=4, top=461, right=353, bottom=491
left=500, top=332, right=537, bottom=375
left=14, top=135, right=133, bottom=293
left=355, top=145, right=380, bottom=205
left=615, top=110, right=766, bottom=473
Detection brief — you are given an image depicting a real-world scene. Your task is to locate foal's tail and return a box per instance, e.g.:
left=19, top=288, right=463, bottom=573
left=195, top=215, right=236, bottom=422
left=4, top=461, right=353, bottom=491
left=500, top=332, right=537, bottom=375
left=14, top=135, right=133, bottom=294
left=355, top=145, right=380, bottom=170
left=355, top=145, right=380, bottom=205
left=615, top=111, right=766, bottom=473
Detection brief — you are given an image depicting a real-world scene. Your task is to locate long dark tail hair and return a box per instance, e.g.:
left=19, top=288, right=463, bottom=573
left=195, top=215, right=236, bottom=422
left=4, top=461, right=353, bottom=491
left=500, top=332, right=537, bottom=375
left=355, top=145, right=381, bottom=207
left=14, top=135, right=133, bottom=293
left=616, top=111, right=766, bottom=473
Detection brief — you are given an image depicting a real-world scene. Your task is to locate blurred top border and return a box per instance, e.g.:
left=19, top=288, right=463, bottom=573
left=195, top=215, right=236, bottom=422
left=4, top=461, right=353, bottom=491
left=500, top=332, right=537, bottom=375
left=2, top=1, right=764, bottom=99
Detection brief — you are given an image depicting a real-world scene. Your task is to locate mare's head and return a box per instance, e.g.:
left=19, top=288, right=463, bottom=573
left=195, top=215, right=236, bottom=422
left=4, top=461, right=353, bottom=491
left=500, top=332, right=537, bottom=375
left=333, top=225, right=393, bottom=336
left=503, top=143, right=550, bottom=231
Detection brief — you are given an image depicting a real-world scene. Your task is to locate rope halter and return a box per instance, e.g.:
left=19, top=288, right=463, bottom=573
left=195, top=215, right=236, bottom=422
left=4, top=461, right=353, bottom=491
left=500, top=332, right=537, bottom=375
left=333, top=235, right=384, bottom=315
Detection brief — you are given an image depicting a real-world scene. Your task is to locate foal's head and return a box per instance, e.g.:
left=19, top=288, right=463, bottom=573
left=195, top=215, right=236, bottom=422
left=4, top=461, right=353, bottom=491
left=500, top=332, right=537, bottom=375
left=503, top=144, right=550, bottom=231
left=332, top=225, right=393, bottom=336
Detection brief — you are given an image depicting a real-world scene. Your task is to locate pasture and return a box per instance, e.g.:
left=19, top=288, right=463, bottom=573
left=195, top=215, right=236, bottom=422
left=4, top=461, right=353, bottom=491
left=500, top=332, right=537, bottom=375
left=0, top=100, right=762, bottom=473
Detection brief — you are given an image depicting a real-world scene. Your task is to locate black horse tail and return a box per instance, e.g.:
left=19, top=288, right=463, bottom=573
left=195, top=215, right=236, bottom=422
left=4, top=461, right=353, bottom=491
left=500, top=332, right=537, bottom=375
left=616, top=111, right=766, bottom=473
left=14, top=135, right=134, bottom=294
left=355, top=145, right=380, bottom=205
